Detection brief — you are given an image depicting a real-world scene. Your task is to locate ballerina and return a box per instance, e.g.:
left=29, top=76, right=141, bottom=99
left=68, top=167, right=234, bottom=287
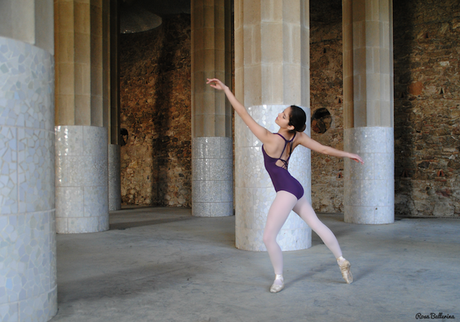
left=207, top=78, right=364, bottom=293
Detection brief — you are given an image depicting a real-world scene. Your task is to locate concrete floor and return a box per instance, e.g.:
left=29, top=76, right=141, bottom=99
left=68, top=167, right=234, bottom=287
left=50, top=207, right=460, bottom=322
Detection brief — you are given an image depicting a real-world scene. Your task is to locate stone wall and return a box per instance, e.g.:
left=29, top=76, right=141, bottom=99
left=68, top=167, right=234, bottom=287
left=310, top=2, right=345, bottom=213
left=118, top=2, right=460, bottom=217
left=310, top=0, right=460, bottom=217
left=394, top=0, right=460, bottom=217
left=119, top=15, right=191, bottom=207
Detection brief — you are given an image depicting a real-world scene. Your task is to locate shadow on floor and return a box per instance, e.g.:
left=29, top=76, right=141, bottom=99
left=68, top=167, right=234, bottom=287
left=109, top=216, right=196, bottom=230
left=109, top=206, right=195, bottom=230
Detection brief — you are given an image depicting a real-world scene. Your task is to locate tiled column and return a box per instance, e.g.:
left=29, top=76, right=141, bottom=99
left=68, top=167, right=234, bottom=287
left=0, top=36, right=57, bottom=321
left=55, top=126, right=109, bottom=233
left=191, top=0, right=233, bottom=217
left=344, top=127, right=394, bottom=224
left=342, top=0, right=394, bottom=224
left=234, top=0, right=311, bottom=250
left=108, top=144, right=121, bottom=211
left=192, top=137, right=233, bottom=217
left=235, top=105, right=311, bottom=251
left=54, top=0, right=112, bottom=231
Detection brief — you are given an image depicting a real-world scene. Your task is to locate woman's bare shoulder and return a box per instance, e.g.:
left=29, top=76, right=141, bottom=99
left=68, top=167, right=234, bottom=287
left=293, top=131, right=309, bottom=146
left=263, top=132, right=287, bottom=153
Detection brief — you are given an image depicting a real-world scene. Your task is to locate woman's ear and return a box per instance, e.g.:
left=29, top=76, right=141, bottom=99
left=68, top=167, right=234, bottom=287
left=288, top=124, right=295, bottom=132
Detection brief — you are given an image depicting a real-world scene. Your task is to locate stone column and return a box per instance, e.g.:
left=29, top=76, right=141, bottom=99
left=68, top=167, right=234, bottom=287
left=108, top=144, right=121, bottom=211
left=191, top=0, right=233, bottom=217
left=0, top=0, right=57, bottom=320
left=342, top=0, right=394, bottom=224
left=234, top=0, right=311, bottom=251
left=55, top=126, right=108, bottom=232
left=54, top=0, right=111, bottom=232
left=107, top=0, right=121, bottom=211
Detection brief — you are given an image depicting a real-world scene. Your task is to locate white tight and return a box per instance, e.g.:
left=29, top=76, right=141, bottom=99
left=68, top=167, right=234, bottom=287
left=263, top=191, right=343, bottom=275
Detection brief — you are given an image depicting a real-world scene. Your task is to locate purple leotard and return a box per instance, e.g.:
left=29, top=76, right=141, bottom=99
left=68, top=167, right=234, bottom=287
left=262, top=133, right=304, bottom=200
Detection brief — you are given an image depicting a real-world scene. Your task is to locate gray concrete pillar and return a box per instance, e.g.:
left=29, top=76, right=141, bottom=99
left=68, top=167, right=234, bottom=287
left=342, top=0, right=394, bottom=224
left=234, top=0, right=311, bottom=250
left=191, top=0, right=233, bottom=217
left=0, top=0, right=57, bottom=319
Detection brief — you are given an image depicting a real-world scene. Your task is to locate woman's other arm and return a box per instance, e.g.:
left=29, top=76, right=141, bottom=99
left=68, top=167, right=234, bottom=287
left=297, top=132, right=364, bottom=164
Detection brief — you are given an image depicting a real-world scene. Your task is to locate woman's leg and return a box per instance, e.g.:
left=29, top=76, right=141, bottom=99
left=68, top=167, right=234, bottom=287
left=263, top=191, right=298, bottom=275
left=293, top=196, right=353, bottom=283
left=293, top=196, right=342, bottom=258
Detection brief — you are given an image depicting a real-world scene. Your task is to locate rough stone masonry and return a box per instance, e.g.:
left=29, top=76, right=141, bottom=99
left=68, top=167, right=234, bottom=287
left=119, top=0, right=459, bottom=217
left=120, top=15, right=192, bottom=207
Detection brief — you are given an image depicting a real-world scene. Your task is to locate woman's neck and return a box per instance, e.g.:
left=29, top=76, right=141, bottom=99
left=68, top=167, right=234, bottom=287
left=277, top=128, right=294, bottom=139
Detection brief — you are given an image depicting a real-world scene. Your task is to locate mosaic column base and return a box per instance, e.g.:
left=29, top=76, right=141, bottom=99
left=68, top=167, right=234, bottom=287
left=235, top=105, right=312, bottom=251
left=0, top=36, right=57, bottom=321
left=55, top=126, right=109, bottom=233
left=192, top=137, right=233, bottom=217
left=344, top=127, right=394, bottom=224
left=108, top=144, right=121, bottom=211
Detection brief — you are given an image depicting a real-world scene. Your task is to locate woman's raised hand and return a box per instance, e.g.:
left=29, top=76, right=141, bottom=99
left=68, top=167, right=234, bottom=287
left=350, top=153, right=364, bottom=164
left=206, top=78, right=228, bottom=91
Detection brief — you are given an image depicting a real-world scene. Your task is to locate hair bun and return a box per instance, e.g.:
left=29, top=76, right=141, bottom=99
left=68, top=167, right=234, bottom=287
left=289, top=105, right=307, bottom=133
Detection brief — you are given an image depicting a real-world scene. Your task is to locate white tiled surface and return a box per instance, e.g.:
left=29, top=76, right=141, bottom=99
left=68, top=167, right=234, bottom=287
left=192, top=137, right=233, bottom=217
left=55, top=125, right=109, bottom=233
left=344, top=127, right=395, bottom=224
left=235, top=105, right=312, bottom=251
left=108, top=144, right=121, bottom=211
left=0, top=37, right=57, bottom=321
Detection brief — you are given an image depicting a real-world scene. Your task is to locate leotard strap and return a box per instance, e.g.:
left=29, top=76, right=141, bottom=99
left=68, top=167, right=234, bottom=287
left=274, top=132, right=296, bottom=169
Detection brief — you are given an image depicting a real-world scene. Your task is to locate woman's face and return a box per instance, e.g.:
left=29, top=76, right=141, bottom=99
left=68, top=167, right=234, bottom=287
left=275, top=107, right=292, bottom=129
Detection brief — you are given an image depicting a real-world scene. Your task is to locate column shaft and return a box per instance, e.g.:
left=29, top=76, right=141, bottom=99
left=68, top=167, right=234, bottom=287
left=192, top=137, right=233, bottom=217
left=55, top=0, right=107, bottom=126
left=344, top=127, right=394, bottom=224
left=191, top=0, right=233, bottom=217
left=343, top=0, right=393, bottom=128
left=0, top=19, right=57, bottom=322
left=342, top=0, right=394, bottom=224
left=234, top=0, right=312, bottom=251
left=0, top=1, right=57, bottom=319
left=108, top=0, right=121, bottom=211
left=54, top=0, right=112, bottom=232
left=108, top=144, right=121, bottom=211
left=55, top=126, right=109, bottom=232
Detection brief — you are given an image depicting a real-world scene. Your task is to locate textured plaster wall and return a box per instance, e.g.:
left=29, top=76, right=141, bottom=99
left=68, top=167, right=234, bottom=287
left=120, top=15, right=191, bottom=207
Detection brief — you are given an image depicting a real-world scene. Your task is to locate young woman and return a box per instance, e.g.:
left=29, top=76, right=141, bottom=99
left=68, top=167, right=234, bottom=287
left=206, top=78, right=364, bottom=293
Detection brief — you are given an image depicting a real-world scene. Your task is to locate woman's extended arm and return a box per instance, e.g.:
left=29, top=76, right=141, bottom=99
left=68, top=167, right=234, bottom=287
left=206, top=78, right=273, bottom=144
left=297, top=132, right=364, bottom=164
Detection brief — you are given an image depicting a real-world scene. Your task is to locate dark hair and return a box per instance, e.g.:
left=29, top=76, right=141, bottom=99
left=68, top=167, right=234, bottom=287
left=288, top=105, right=307, bottom=132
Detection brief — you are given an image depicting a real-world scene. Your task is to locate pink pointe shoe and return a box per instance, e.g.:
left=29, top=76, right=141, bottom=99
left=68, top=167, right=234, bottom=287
left=337, top=257, right=353, bottom=284
left=270, top=274, right=284, bottom=293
